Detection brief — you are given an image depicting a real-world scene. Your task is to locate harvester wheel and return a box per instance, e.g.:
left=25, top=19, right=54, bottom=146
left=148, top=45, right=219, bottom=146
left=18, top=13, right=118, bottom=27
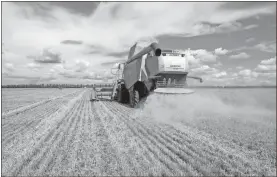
left=134, top=90, right=139, bottom=106
left=117, top=85, right=122, bottom=103
left=130, top=90, right=139, bottom=108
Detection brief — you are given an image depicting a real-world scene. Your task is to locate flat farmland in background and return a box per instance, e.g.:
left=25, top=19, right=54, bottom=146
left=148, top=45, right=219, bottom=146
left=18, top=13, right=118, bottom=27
left=2, top=88, right=82, bottom=113
left=1, top=88, right=276, bottom=176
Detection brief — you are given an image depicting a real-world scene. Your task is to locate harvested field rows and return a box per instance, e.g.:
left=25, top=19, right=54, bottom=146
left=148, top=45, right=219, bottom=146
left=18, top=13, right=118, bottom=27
left=2, top=89, right=276, bottom=176
left=2, top=88, right=81, bottom=113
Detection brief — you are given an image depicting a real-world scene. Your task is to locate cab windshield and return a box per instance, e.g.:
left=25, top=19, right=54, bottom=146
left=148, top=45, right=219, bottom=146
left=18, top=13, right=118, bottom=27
left=162, top=52, right=185, bottom=57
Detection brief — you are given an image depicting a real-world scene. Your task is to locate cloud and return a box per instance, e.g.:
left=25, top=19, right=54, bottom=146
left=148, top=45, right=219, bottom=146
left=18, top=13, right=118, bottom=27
left=174, top=21, right=262, bottom=37
left=48, top=62, right=114, bottom=82
left=82, top=72, right=97, bottom=80
left=4, top=2, right=275, bottom=52
left=213, top=62, right=223, bottom=68
left=243, top=24, right=258, bottom=30
left=82, top=70, right=115, bottom=82
left=4, top=63, right=15, bottom=72
left=183, top=21, right=243, bottom=36
left=255, top=65, right=276, bottom=72
left=50, top=63, right=75, bottom=78
left=2, top=2, right=276, bottom=84
left=101, top=59, right=126, bottom=67
left=231, top=41, right=276, bottom=54
left=50, top=64, right=64, bottom=73
left=190, top=65, right=219, bottom=75
left=189, top=49, right=217, bottom=63
left=236, top=66, right=244, bottom=70
left=225, top=57, right=276, bottom=85
left=60, top=70, right=76, bottom=78
left=229, top=52, right=250, bottom=59
left=254, top=41, right=276, bottom=53
left=238, top=69, right=258, bottom=78
left=3, top=73, right=57, bottom=84
left=184, top=47, right=229, bottom=70
left=4, top=74, right=40, bottom=80
left=75, top=60, right=90, bottom=72
left=255, top=56, right=276, bottom=73
left=214, top=47, right=228, bottom=55
left=29, top=48, right=63, bottom=64
left=183, top=47, right=226, bottom=71
left=212, top=71, right=227, bottom=78
left=105, top=51, right=129, bottom=58
left=260, top=56, right=276, bottom=65
left=245, top=37, right=255, bottom=43
left=257, top=72, right=276, bottom=78
left=61, top=40, right=83, bottom=45
left=26, top=62, right=41, bottom=72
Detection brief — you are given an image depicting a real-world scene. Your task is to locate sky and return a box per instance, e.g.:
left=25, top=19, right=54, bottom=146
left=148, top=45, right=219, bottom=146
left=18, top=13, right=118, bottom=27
left=1, top=1, right=276, bottom=86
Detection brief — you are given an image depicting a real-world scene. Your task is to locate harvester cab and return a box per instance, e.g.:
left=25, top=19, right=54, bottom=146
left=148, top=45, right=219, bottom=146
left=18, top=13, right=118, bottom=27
left=91, top=42, right=203, bottom=107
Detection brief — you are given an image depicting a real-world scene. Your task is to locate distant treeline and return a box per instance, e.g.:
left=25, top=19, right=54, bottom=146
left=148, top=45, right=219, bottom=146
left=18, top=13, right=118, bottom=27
left=1, top=84, right=275, bottom=89
left=1, top=83, right=113, bottom=88
left=189, top=85, right=276, bottom=88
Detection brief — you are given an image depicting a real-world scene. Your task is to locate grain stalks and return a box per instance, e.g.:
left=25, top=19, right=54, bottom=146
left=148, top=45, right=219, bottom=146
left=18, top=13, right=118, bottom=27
left=2, top=89, right=276, bottom=176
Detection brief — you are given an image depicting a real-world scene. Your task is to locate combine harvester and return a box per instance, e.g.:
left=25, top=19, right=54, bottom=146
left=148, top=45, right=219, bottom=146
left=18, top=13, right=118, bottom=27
left=91, top=42, right=203, bottom=107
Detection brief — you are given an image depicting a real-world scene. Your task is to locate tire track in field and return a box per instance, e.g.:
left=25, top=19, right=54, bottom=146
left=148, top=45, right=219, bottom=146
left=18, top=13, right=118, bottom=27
left=6, top=98, right=83, bottom=176
left=99, top=102, right=181, bottom=175
left=97, top=102, right=177, bottom=176
left=115, top=102, right=259, bottom=175
left=101, top=101, right=204, bottom=176
left=20, top=92, right=86, bottom=176
left=3, top=91, right=86, bottom=176
left=48, top=93, right=87, bottom=176
left=2, top=99, right=64, bottom=149
left=89, top=102, right=123, bottom=176
left=154, top=121, right=261, bottom=175
left=103, top=102, right=198, bottom=176
left=2, top=90, right=81, bottom=129
left=2, top=89, right=61, bottom=112
left=2, top=90, right=82, bottom=147
left=36, top=92, right=87, bottom=176
left=109, top=102, right=231, bottom=175
left=157, top=123, right=259, bottom=175
left=2, top=90, right=81, bottom=130
left=71, top=95, right=90, bottom=176
left=2, top=98, right=62, bottom=130
left=102, top=101, right=254, bottom=176
left=105, top=101, right=264, bottom=176
left=94, top=102, right=149, bottom=176
left=103, top=103, right=176, bottom=176
left=101, top=101, right=195, bottom=176
left=2, top=98, right=65, bottom=147
left=13, top=90, right=121, bottom=176
left=36, top=90, right=94, bottom=176
left=2, top=90, right=81, bottom=118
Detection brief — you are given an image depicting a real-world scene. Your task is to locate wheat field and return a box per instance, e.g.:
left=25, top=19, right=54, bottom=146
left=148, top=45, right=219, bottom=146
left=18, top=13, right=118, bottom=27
left=2, top=88, right=276, bottom=176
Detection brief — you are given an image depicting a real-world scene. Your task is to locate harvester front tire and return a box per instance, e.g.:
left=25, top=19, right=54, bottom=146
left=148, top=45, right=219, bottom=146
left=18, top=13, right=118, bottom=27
left=117, top=86, right=122, bottom=103
left=130, top=90, right=139, bottom=108
left=134, top=90, right=139, bottom=106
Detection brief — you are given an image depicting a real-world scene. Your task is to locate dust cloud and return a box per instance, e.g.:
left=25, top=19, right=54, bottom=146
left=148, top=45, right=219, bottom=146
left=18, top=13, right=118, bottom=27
left=135, top=89, right=276, bottom=125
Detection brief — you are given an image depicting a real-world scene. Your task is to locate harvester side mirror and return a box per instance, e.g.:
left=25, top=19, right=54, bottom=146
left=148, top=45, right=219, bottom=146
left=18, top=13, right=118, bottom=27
left=200, top=78, right=203, bottom=83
